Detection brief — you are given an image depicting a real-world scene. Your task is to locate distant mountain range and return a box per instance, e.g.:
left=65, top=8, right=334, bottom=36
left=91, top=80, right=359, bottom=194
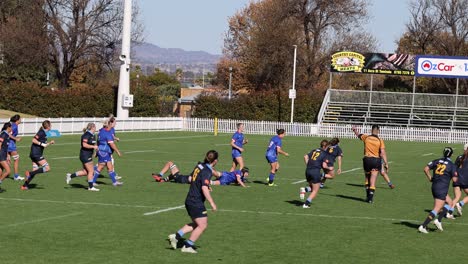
left=132, top=42, right=221, bottom=65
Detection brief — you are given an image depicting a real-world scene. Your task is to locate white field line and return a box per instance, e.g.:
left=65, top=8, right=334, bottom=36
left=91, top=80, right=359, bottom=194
left=17, top=135, right=212, bottom=148
left=292, top=167, right=362, bottom=184
left=1, top=212, right=83, bottom=228
left=143, top=205, right=185, bottom=216
left=422, top=153, right=434, bottom=156
left=0, top=197, right=161, bottom=209
left=124, top=150, right=155, bottom=154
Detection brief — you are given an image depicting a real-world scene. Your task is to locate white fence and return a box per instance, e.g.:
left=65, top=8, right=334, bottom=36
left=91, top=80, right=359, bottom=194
left=0, top=117, right=467, bottom=144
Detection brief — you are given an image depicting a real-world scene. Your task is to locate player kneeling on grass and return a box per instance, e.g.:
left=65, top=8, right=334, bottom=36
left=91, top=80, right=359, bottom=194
left=211, top=167, right=249, bottom=187
left=0, top=122, right=13, bottom=192
left=300, top=140, right=330, bottom=208
left=168, top=150, right=218, bottom=254
left=418, top=147, right=457, bottom=234
left=452, top=144, right=468, bottom=217
left=66, top=123, right=99, bottom=191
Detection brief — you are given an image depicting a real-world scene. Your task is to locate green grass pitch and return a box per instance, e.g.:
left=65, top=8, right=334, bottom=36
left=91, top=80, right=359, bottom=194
left=1, top=131, right=468, bottom=263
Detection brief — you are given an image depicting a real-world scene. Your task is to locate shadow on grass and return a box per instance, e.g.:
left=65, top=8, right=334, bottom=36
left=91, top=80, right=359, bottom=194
left=346, top=183, right=365, bottom=188
left=69, top=183, right=87, bottom=189
left=252, top=180, right=267, bottom=185
left=26, top=183, right=42, bottom=189
left=395, top=221, right=436, bottom=232
left=285, top=200, right=304, bottom=207
left=335, top=194, right=367, bottom=203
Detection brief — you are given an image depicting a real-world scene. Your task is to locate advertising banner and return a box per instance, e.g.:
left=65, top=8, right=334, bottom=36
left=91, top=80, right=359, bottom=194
left=331, top=52, right=416, bottom=76
left=415, top=55, right=468, bottom=79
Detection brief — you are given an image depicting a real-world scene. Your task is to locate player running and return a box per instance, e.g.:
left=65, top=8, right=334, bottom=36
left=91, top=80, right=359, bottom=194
left=300, top=140, right=330, bottom=208
left=0, top=122, right=13, bottom=192
left=320, top=137, right=342, bottom=188
left=452, top=143, right=468, bottom=217
left=418, top=147, right=457, bottom=234
left=8, top=115, right=24, bottom=181
left=168, top=150, right=218, bottom=253
left=230, top=123, right=248, bottom=172
left=22, top=120, right=55, bottom=190
left=66, top=123, right=99, bottom=191
left=265, top=129, right=289, bottom=186
left=93, top=120, right=122, bottom=186
left=379, top=159, right=395, bottom=189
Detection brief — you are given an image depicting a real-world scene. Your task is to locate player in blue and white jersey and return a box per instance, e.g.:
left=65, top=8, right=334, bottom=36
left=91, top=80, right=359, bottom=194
left=108, top=115, right=122, bottom=180
left=93, top=120, right=122, bottom=187
left=230, top=123, right=248, bottom=172
left=0, top=122, right=13, bottom=192
left=265, top=129, right=289, bottom=186
left=8, top=115, right=24, bottom=180
left=300, top=140, right=330, bottom=208
left=211, top=167, right=249, bottom=187
left=22, top=120, right=55, bottom=190
left=168, top=150, right=218, bottom=253
left=418, top=147, right=457, bottom=233
left=66, top=123, right=99, bottom=191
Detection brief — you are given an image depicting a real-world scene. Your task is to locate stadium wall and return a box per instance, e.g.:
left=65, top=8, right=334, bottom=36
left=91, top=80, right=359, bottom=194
left=0, top=117, right=467, bottom=144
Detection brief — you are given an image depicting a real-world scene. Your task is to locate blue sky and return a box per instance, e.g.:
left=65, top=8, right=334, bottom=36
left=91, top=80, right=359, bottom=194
left=139, top=0, right=411, bottom=55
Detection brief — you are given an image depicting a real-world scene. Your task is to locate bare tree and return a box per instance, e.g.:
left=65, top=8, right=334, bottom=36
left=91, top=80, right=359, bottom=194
left=45, top=0, right=142, bottom=89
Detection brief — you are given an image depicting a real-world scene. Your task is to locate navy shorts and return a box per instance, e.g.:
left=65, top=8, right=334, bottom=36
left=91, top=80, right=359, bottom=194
left=30, top=154, right=45, bottom=163
left=80, top=154, right=93, bottom=164
left=363, top=157, right=381, bottom=172
left=431, top=184, right=448, bottom=200
left=0, top=150, right=7, bottom=161
left=185, top=203, right=207, bottom=219
left=305, top=169, right=322, bottom=184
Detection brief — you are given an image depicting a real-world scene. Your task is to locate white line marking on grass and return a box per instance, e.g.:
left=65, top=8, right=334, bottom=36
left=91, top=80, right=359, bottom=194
left=292, top=167, right=362, bottom=184
left=422, top=153, right=434, bottom=156
left=0, top=197, right=161, bottom=209
left=1, top=212, right=83, bottom=228
left=51, top=156, right=76, bottom=160
left=124, top=150, right=155, bottom=154
left=143, top=205, right=185, bottom=216
left=218, top=209, right=468, bottom=226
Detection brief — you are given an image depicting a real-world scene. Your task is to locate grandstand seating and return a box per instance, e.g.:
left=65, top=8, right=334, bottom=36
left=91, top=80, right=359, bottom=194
left=319, top=89, right=468, bottom=129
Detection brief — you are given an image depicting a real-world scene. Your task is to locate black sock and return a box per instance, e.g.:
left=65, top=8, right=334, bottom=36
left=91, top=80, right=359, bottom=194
left=438, top=207, right=448, bottom=221
left=71, top=172, right=77, bottom=178
left=88, top=182, right=93, bottom=188
left=175, top=233, right=182, bottom=240
left=422, top=212, right=436, bottom=227
left=368, top=187, right=375, bottom=201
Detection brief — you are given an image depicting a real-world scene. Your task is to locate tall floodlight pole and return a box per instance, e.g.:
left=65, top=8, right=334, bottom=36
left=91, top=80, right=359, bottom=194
left=228, top=67, right=233, bottom=100
left=117, top=0, right=132, bottom=118
left=290, top=45, right=297, bottom=123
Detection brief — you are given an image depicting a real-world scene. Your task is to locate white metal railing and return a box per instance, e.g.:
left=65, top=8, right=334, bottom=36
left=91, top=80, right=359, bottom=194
left=0, top=117, right=467, bottom=144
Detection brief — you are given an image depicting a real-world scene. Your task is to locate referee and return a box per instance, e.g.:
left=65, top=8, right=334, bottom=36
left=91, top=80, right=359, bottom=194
left=352, top=125, right=388, bottom=203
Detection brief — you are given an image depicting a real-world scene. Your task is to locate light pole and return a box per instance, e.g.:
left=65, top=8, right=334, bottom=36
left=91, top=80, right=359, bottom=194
left=290, top=45, right=297, bottom=123
left=228, top=67, right=233, bottom=100
left=117, top=0, right=132, bottom=118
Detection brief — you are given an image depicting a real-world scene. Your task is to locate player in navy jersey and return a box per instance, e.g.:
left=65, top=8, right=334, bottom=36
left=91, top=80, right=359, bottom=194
left=418, top=147, right=457, bottom=233
left=320, top=138, right=342, bottom=188
left=265, top=129, right=289, bottom=186
left=21, top=120, right=55, bottom=190
left=152, top=161, right=194, bottom=184
left=0, top=122, right=13, bottom=192
left=8, top=115, right=24, bottom=181
left=300, top=140, right=330, bottom=208
left=211, top=167, right=249, bottom=187
left=168, top=150, right=218, bottom=254
left=230, top=123, right=248, bottom=171
left=66, top=123, right=99, bottom=191
left=452, top=143, right=468, bottom=217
